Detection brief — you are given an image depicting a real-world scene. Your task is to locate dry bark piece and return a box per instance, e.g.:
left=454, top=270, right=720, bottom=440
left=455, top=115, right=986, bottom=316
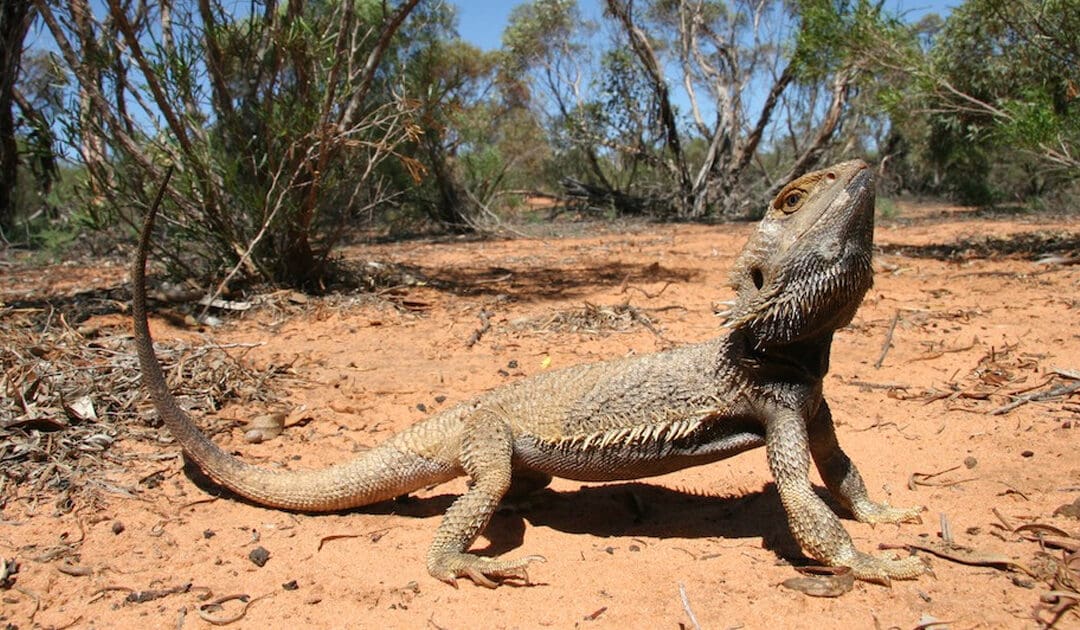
left=125, top=582, right=191, bottom=603
left=243, top=412, right=287, bottom=443
left=1014, top=523, right=1080, bottom=552
left=57, top=561, right=92, bottom=577
left=61, top=395, right=97, bottom=422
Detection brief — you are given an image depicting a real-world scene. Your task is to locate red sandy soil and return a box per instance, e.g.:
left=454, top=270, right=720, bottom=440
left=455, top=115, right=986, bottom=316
left=2, top=201, right=1078, bottom=629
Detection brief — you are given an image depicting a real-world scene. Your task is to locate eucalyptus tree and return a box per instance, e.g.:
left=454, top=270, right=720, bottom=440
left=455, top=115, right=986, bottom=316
left=503, top=0, right=903, bottom=217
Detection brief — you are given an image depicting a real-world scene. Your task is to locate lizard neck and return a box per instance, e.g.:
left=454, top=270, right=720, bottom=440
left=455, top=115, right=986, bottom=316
left=732, top=329, right=833, bottom=384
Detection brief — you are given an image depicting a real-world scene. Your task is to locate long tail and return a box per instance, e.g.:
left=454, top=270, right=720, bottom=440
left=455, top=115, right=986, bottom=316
left=131, top=176, right=460, bottom=511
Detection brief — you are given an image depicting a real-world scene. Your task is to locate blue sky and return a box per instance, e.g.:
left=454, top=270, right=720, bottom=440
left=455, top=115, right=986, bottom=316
left=455, top=0, right=958, bottom=52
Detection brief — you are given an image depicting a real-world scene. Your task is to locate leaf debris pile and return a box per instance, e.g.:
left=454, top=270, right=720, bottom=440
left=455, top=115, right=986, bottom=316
left=893, top=342, right=1079, bottom=416
left=0, top=308, right=289, bottom=506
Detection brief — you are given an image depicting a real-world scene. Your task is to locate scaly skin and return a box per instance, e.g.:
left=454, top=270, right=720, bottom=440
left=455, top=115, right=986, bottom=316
left=132, top=159, right=926, bottom=587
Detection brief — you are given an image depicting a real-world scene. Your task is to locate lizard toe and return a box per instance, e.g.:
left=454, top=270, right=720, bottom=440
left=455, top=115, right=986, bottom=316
left=853, top=502, right=924, bottom=525
left=846, top=550, right=928, bottom=584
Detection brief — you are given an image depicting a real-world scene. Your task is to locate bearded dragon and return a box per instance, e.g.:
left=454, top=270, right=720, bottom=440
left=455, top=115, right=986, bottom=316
left=132, top=159, right=925, bottom=587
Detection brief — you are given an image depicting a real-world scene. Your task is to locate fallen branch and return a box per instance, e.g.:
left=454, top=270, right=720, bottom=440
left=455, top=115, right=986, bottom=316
left=989, top=382, right=1080, bottom=416
left=884, top=540, right=1034, bottom=576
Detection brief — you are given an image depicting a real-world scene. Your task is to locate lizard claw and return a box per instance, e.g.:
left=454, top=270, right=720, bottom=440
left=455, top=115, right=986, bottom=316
left=429, top=553, right=546, bottom=588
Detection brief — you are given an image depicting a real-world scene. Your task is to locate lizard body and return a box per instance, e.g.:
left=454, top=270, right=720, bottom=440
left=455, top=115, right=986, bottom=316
left=132, top=159, right=925, bottom=587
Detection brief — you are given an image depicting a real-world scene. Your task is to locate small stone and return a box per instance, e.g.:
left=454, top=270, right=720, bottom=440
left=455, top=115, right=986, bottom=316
left=434, top=395, right=446, bottom=403
left=1012, top=575, right=1035, bottom=589
left=282, top=580, right=299, bottom=591
left=203, top=529, right=216, bottom=539
left=1021, top=450, right=1034, bottom=458
left=111, top=521, right=125, bottom=535
left=416, top=403, right=427, bottom=413
left=248, top=546, right=271, bottom=567
left=508, top=360, right=519, bottom=369
left=963, top=456, right=977, bottom=469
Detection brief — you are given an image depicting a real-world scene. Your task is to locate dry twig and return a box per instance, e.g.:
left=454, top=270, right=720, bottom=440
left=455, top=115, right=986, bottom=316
left=874, top=310, right=901, bottom=368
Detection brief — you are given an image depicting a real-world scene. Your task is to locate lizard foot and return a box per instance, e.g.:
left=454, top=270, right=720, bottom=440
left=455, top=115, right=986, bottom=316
left=851, top=501, right=924, bottom=525
left=842, top=550, right=928, bottom=585
left=428, top=552, right=546, bottom=589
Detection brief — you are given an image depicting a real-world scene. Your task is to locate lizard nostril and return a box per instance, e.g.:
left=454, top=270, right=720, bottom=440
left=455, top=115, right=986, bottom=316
left=751, top=267, right=764, bottom=290
left=826, top=171, right=836, bottom=181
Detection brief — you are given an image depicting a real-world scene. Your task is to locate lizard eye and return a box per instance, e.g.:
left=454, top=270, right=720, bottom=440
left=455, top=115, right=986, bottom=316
left=773, top=187, right=806, bottom=213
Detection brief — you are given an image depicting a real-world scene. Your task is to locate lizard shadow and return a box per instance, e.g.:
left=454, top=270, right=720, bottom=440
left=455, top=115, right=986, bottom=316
left=474, top=481, right=847, bottom=565
left=501, top=480, right=892, bottom=569
left=183, top=460, right=842, bottom=565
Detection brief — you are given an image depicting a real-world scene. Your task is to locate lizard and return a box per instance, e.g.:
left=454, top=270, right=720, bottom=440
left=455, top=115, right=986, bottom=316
left=132, top=159, right=926, bottom=588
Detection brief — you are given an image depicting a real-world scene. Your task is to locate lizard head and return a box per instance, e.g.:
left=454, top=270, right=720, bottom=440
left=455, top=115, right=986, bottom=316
left=727, top=159, right=875, bottom=346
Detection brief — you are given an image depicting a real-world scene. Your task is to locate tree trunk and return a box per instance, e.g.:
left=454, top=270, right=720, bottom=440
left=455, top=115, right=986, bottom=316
left=69, top=0, right=109, bottom=211
left=0, top=0, right=32, bottom=234
left=424, top=135, right=475, bottom=231
left=605, top=0, right=693, bottom=215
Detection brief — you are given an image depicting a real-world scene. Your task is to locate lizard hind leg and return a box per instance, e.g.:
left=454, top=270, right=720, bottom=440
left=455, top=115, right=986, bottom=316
left=425, top=410, right=545, bottom=588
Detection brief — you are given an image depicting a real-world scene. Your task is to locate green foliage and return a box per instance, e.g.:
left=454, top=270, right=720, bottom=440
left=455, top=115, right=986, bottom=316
left=792, top=0, right=902, bottom=81
left=998, top=91, right=1072, bottom=149
left=9, top=163, right=94, bottom=256
left=879, top=0, right=1080, bottom=204
left=393, top=4, right=545, bottom=228
left=502, top=0, right=583, bottom=72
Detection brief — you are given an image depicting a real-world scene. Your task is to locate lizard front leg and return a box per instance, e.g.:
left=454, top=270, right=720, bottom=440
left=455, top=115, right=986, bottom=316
left=808, top=400, right=923, bottom=526
left=765, top=406, right=925, bottom=584
left=425, top=409, right=544, bottom=588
